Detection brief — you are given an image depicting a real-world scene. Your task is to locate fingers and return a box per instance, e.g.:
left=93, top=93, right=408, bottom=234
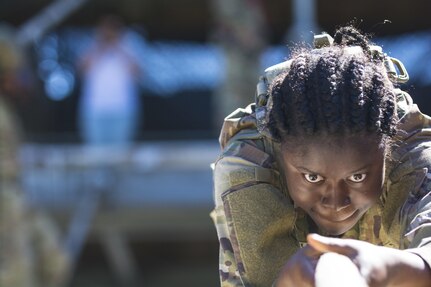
left=315, top=252, right=368, bottom=287
left=307, top=233, right=357, bottom=257
left=278, top=248, right=318, bottom=287
left=302, top=242, right=324, bottom=258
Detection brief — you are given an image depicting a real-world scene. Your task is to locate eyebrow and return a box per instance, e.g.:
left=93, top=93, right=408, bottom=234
left=348, top=164, right=372, bottom=174
left=296, top=166, right=319, bottom=174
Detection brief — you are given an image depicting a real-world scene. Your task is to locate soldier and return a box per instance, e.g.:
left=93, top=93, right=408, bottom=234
left=0, top=26, right=70, bottom=287
left=211, top=26, right=431, bottom=286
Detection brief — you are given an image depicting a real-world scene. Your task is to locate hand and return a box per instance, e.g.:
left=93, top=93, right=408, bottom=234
left=274, top=243, right=321, bottom=287
left=307, top=234, right=388, bottom=287
left=274, top=236, right=368, bottom=287
left=314, top=252, right=367, bottom=287
left=307, top=234, right=431, bottom=287
left=275, top=233, right=431, bottom=287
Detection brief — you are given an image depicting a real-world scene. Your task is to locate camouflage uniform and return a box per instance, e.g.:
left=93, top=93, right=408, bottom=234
left=211, top=68, right=431, bottom=286
left=0, top=28, right=70, bottom=286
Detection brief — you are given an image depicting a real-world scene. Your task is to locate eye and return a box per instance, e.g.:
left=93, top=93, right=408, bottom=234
left=348, top=173, right=367, bottom=183
left=303, top=173, right=324, bottom=183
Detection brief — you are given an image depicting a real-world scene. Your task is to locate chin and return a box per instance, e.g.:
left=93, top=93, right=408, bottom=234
left=319, top=224, right=353, bottom=236
left=312, top=216, right=360, bottom=236
left=310, top=207, right=369, bottom=236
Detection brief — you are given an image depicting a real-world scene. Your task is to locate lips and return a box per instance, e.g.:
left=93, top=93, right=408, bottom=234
left=308, top=208, right=363, bottom=236
left=313, top=209, right=358, bottom=223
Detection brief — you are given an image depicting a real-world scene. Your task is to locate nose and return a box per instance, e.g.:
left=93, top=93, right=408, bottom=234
left=321, top=182, right=351, bottom=211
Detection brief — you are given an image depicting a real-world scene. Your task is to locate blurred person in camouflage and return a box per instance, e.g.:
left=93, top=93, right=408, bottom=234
left=210, top=0, right=267, bottom=127
left=0, top=25, right=70, bottom=287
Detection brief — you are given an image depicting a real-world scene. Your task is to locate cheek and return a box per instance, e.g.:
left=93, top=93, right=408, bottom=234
left=286, top=179, right=320, bottom=209
left=349, top=178, right=384, bottom=206
left=363, top=179, right=384, bottom=202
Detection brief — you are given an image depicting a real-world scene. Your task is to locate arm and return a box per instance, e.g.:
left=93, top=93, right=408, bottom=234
left=308, top=234, right=431, bottom=287
left=210, top=207, right=244, bottom=287
left=395, top=166, right=431, bottom=286
left=275, top=234, right=431, bottom=287
left=213, top=147, right=299, bottom=286
left=213, top=105, right=303, bottom=286
left=213, top=131, right=303, bottom=286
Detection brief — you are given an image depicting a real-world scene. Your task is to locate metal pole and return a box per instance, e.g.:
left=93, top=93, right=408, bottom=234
left=287, top=0, right=319, bottom=43
left=15, top=0, right=89, bottom=47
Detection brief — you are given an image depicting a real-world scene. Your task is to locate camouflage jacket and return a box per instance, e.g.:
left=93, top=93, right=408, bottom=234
left=211, top=91, right=431, bottom=287
left=0, top=97, right=70, bottom=287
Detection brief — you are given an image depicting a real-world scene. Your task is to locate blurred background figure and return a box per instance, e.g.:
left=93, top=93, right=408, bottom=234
left=0, top=25, right=70, bottom=287
left=285, top=0, right=319, bottom=43
left=210, top=0, right=268, bottom=127
left=78, top=14, right=141, bottom=146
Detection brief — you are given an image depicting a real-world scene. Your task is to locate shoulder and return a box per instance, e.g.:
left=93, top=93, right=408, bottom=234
left=384, top=90, right=431, bottom=193
left=387, top=90, right=431, bottom=186
left=218, top=104, right=259, bottom=149
left=214, top=104, right=282, bottom=193
left=382, top=91, right=431, bottom=245
left=395, top=90, right=431, bottom=139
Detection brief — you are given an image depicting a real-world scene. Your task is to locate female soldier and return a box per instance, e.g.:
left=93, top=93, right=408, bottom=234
left=211, top=26, right=431, bottom=286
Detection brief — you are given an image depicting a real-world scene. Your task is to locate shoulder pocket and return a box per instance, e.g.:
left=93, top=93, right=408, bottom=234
left=222, top=183, right=296, bottom=287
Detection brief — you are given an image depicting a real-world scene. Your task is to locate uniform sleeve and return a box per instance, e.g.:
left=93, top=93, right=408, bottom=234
left=211, top=140, right=268, bottom=287
left=210, top=206, right=244, bottom=287
left=399, top=165, right=431, bottom=267
left=211, top=142, right=255, bottom=287
left=211, top=134, right=298, bottom=287
left=387, top=93, right=431, bottom=266
left=390, top=138, right=431, bottom=267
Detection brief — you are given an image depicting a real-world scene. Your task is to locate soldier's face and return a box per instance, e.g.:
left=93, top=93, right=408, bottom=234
left=281, top=135, right=386, bottom=236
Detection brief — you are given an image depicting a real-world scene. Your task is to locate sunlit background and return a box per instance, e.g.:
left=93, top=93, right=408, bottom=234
left=1, top=0, right=431, bottom=286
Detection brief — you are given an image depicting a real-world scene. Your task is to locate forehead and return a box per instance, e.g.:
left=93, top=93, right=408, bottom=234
left=282, top=135, right=385, bottom=171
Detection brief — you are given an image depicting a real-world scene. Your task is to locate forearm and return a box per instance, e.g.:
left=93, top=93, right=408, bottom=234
left=386, top=249, right=431, bottom=287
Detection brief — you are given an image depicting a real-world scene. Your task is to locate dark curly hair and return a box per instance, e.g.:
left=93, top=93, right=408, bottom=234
left=267, top=26, right=398, bottom=148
